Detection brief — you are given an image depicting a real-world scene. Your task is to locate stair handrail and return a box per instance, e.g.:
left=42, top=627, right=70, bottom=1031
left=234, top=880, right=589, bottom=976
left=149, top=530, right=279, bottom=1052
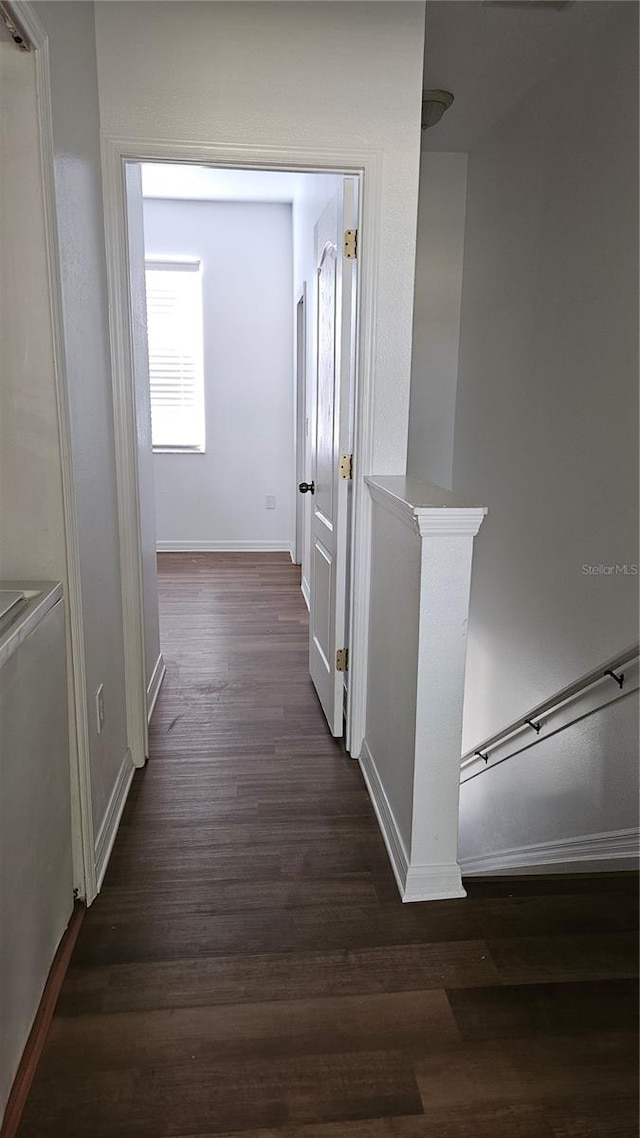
left=461, top=642, right=639, bottom=772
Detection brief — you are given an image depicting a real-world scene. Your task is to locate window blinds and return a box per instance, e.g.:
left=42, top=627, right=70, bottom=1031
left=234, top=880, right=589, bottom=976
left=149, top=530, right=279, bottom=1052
left=145, top=260, right=205, bottom=450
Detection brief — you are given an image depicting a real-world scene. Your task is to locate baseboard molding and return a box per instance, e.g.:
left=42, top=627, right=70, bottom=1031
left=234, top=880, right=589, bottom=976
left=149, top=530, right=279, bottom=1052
left=461, top=826, right=640, bottom=877
left=94, top=750, right=134, bottom=891
left=404, top=863, right=467, bottom=901
left=359, top=742, right=465, bottom=902
left=146, top=653, right=166, bottom=723
left=0, top=903, right=84, bottom=1138
left=301, top=575, right=310, bottom=611
left=156, top=540, right=292, bottom=553
left=359, top=740, right=409, bottom=898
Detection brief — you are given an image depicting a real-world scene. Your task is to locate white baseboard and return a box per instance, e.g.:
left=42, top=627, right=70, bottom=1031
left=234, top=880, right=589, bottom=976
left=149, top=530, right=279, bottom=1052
left=94, top=750, right=135, bottom=892
left=460, top=826, right=640, bottom=877
left=147, top=652, right=166, bottom=722
left=301, top=575, right=310, bottom=611
left=156, top=540, right=292, bottom=553
left=359, top=740, right=409, bottom=897
left=404, top=864, right=467, bottom=901
left=359, top=741, right=466, bottom=902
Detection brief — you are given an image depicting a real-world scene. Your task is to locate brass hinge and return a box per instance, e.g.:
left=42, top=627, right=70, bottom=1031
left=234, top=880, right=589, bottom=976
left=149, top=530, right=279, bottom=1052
left=336, top=647, right=349, bottom=672
left=344, top=229, right=358, bottom=259
left=339, top=453, right=353, bottom=480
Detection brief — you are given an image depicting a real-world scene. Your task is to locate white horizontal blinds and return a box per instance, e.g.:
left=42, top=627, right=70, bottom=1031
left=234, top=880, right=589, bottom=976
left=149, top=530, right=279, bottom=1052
left=145, top=259, right=205, bottom=450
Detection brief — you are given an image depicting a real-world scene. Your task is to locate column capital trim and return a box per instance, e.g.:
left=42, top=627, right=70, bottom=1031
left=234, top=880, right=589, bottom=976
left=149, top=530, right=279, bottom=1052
left=366, top=475, right=487, bottom=537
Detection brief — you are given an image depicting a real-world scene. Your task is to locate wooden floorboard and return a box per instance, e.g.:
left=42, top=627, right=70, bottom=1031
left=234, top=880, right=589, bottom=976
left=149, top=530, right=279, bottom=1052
left=15, top=553, right=639, bottom=1137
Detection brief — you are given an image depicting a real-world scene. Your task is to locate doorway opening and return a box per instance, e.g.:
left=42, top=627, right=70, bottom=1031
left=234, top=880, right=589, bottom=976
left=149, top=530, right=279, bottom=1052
left=121, top=159, right=362, bottom=758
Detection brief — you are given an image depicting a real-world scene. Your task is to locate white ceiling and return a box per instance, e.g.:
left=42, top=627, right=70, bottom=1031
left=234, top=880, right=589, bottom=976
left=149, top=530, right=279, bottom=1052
left=422, top=0, right=621, bottom=152
left=141, top=164, right=312, bottom=203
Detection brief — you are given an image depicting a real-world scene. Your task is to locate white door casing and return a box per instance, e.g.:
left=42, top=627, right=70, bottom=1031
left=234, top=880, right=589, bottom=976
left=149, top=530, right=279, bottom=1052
left=124, top=163, right=162, bottom=726
left=102, top=138, right=382, bottom=768
left=294, top=286, right=306, bottom=566
left=308, top=179, right=358, bottom=736
left=10, top=2, right=97, bottom=901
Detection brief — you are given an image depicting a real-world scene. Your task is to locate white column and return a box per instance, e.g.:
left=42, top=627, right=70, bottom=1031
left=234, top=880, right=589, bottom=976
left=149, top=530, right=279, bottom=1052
left=362, top=476, right=486, bottom=902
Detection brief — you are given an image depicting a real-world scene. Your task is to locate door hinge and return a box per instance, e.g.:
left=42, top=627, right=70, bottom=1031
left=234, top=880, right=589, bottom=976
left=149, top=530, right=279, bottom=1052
left=336, top=647, right=349, bottom=672
left=343, top=229, right=358, bottom=259
left=339, top=453, right=353, bottom=480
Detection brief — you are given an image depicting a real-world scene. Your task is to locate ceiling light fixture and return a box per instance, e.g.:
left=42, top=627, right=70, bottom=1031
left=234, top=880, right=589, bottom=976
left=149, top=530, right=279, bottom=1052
left=421, top=90, right=454, bottom=131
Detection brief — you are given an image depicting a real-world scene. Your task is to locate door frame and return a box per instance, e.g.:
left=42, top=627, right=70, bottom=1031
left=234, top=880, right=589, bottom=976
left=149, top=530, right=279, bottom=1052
left=102, top=136, right=382, bottom=764
left=17, top=2, right=97, bottom=903
left=293, top=283, right=307, bottom=568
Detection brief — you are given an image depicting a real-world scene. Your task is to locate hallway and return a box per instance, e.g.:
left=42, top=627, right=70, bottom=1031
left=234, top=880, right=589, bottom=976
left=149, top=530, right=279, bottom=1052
left=16, top=555, right=638, bottom=1137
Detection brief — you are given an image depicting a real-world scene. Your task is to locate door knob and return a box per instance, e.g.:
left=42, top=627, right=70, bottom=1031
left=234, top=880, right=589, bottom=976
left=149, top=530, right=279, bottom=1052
left=298, top=481, right=315, bottom=494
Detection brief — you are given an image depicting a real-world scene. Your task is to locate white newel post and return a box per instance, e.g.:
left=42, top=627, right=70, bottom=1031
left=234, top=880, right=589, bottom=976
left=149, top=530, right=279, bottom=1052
left=362, top=476, right=487, bottom=903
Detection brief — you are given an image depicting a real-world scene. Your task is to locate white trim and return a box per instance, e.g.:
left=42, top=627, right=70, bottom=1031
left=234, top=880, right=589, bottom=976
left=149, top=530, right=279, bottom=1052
left=94, top=750, right=135, bottom=891
left=301, top=575, right=310, bottom=611
left=153, top=446, right=205, bottom=455
left=345, top=157, right=380, bottom=759
left=293, top=282, right=307, bottom=567
left=359, top=740, right=466, bottom=902
left=359, top=740, right=409, bottom=897
left=102, top=137, right=381, bottom=769
left=145, top=257, right=201, bottom=272
left=102, top=144, right=152, bottom=770
left=19, top=3, right=96, bottom=903
left=156, top=540, right=293, bottom=553
left=404, top=864, right=467, bottom=902
left=366, top=476, right=487, bottom=538
left=462, top=651, right=639, bottom=780
left=366, top=481, right=417, bottom=532
left=415, top=510, right=486, bottom=538
left=461, top=827, right=640, bottom=877
left=289, top=546, right=296, bottom=565
left=146, top=652, right=166, bottom=722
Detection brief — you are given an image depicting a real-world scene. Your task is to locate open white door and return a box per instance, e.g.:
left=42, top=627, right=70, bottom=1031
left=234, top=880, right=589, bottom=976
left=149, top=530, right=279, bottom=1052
left=304, top=179, right=358, bottom=737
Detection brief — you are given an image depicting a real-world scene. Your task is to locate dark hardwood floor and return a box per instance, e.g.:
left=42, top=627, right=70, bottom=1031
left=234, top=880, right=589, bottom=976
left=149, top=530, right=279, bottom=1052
left=16, top=553, right=639, bottom=1137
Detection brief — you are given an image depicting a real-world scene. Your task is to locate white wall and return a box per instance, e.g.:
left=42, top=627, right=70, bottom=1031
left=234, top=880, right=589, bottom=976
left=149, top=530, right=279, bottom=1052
left=407, top=152, right=467, bottom=489
left=144, top=198, right=294, bottom=550
left=459, top=694, right=639, bottom=872
left=32, top=1, right=130, bottom=837
left=0, top=39, right=66, bottom=579
left=292, top=173, right=343, bottom=596
left=0, top=37, right=73, bottom=1123
left=94, top=0, right=426, bottom=476
left=453, top=5, right=639, bottom=863
left=366, top=498, right=421, bottom=851
left=0, top=601, right=72, bottom=1121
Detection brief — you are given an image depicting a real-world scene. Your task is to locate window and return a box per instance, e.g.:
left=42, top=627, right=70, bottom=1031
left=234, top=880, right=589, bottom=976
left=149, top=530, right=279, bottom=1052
left=145, top=259, right=205, bottom=451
